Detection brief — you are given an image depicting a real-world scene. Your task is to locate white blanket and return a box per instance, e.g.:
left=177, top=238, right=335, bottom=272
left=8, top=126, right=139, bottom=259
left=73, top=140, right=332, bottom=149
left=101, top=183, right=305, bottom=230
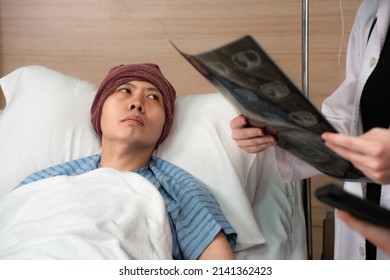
left=0, top=168, right=172, bottom=259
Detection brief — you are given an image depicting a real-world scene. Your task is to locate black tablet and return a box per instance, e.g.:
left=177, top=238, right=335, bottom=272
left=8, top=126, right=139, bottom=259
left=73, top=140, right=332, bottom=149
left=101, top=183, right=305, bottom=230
left=315, top=184, right=390, bottom=229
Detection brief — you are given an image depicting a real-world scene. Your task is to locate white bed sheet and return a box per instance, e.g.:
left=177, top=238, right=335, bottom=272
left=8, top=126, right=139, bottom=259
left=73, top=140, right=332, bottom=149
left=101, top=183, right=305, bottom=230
left=0, top=169, right=172, bottom=260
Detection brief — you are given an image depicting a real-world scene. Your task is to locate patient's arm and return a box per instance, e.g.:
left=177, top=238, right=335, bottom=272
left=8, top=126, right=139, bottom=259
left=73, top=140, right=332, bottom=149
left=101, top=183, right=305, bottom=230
left=197, top=231, right=235, bottom=260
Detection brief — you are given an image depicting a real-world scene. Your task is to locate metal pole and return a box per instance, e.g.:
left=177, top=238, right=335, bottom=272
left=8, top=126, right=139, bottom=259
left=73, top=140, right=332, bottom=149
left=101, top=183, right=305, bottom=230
left=302, top=0, right=313, bottom=260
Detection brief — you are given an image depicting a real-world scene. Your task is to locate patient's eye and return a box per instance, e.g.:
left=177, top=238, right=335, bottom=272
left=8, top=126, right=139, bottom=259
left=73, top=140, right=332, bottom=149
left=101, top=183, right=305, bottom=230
left=147, top=94, right=159, bottom=100
left=117, top=87, right=131, bottom=94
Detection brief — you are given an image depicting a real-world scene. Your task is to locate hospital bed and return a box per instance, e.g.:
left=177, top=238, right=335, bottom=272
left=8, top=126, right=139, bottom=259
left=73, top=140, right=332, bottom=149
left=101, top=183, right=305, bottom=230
left=0, top=0, right=310, bottom=259
left=0, top=65, right=307, bottom=259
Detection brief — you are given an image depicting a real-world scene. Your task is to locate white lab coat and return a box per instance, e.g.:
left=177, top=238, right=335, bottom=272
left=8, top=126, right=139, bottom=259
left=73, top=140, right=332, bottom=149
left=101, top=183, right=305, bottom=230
left=275, top=0, right=390, bottom=259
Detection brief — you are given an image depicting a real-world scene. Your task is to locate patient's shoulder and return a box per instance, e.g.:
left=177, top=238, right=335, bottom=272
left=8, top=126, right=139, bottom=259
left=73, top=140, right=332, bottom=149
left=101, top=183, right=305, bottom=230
left=15, top=153, right=101, bottom=189
left=149, top=156, right=206, bottom=185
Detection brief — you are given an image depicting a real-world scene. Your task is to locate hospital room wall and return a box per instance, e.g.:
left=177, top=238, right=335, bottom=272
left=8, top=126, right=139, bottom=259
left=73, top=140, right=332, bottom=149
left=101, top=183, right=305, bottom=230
left=0, top=0, right=362, bottom=259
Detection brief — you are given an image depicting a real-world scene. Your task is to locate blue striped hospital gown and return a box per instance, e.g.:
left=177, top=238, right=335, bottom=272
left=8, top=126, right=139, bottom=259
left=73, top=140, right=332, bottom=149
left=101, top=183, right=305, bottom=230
left=15, top=154, right=237, bottom=260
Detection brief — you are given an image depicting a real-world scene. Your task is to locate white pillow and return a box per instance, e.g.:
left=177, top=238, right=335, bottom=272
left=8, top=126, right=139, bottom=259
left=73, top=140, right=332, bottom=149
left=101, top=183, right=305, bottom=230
left=0, top=65, right=101, bottom=195
left=0, top=65, right=265, bottom=252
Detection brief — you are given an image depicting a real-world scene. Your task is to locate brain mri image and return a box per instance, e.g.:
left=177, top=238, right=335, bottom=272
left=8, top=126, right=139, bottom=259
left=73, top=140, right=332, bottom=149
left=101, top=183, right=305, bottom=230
left=290, top=110, right=318, bottom=127
left=232, top=50, right=262, bottom=72
left=260, top=81, right=290, bottom=99
left=209, top=61, right=231, bottom=76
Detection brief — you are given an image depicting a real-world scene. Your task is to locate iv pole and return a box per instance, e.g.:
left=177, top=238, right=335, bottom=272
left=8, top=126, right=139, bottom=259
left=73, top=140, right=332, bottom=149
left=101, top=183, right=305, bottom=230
left=302, top=0, right=313, bottom=260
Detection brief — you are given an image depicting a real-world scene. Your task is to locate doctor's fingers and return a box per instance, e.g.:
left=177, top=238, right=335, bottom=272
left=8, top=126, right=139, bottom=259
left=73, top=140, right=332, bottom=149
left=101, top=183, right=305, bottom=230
left=354, top=162, right=390, bottom=185
left=231, top=125, right=266, bottom=141
left=323, top=129, right=390, bottom=155
left=235, top=137, right=276, bottom=154
left=322, top=132, right=367, bottom=151
left=230, top=115, right=249, bottom=129
left=331, top=146, right=390, bottom=184
left=323, top=141, right=366, bottom=161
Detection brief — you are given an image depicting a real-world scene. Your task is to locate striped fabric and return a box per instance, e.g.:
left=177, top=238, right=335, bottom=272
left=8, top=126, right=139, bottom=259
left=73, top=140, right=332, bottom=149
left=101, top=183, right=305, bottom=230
left=15, top=154, right=237, bottom=260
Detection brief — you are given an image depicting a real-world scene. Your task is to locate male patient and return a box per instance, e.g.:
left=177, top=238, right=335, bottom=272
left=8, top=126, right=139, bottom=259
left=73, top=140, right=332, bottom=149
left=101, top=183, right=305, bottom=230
left=15, top=63, right=236, bottom=260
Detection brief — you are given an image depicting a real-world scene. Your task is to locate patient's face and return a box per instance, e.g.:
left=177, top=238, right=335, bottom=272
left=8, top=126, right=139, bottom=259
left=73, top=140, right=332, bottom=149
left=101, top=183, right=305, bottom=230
left=100, top=80, right=166, bottom=151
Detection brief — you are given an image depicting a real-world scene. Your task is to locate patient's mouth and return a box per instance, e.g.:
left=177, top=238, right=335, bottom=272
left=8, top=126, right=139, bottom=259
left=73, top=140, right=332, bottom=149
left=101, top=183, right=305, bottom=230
left=122, top=116, right=144, bottom=126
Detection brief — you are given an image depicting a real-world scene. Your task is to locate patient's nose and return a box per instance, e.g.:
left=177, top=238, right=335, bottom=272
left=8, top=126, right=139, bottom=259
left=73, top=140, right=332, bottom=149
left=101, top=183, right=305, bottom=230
left=129, top=100, right=144, bottom=113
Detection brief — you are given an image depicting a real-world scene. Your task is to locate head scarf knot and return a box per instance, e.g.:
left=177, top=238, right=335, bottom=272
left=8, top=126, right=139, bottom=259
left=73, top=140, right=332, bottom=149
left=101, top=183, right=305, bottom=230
left=91, top=63, right=176, bottom=146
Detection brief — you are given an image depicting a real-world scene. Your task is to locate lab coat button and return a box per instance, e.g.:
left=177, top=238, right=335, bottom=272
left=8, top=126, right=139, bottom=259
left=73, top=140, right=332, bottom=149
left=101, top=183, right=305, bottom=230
left=369, top=57, right=377, bottom=67
left=359, top=246, right=365, bottom=257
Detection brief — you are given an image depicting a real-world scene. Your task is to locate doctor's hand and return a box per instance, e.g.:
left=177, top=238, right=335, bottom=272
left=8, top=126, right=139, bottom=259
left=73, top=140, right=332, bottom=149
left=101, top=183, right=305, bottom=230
left=337, top=210, right=390, bottom=256
left=230, top=115, right=277, bottom=154
left=322, top=128, right=390, bottom=184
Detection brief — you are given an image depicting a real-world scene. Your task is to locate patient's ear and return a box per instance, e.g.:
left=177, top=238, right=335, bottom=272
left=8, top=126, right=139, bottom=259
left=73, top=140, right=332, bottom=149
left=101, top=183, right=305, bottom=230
left=0, top=87, right=5, bottom=109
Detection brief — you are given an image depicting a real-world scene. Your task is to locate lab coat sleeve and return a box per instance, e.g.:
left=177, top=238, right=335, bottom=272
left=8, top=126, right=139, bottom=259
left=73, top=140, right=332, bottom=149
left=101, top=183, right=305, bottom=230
left=274, top=146, right=322, bottom=182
